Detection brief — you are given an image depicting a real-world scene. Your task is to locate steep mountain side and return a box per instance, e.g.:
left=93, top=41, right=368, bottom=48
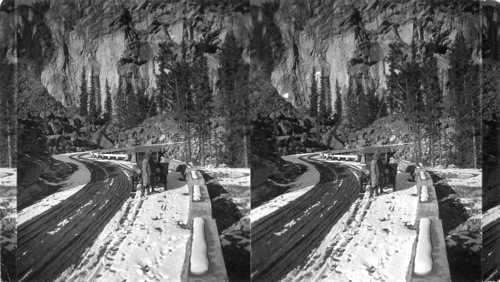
left=267, top=0, right=487, bottom=108
left=18, top=0, right=250, bottom=107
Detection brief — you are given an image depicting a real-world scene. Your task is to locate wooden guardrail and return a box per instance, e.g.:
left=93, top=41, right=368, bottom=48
left=182, top=168, right=228, bottom=282
left=407, top=169, right=451, bottom=282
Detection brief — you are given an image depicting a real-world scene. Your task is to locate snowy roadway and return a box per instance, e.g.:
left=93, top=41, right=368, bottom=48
left=17, top=153, right=190, bottom=281
left=251, top=155, right=361, bottom=281
left=251, top=154, right=418, bottom=281
left=483, top=164, right=500, bottom=281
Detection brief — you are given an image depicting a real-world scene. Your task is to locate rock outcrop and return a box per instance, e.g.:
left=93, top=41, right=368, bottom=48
left=266, top=0, right=486, bottom=108
left=17, top=0, right=250, bottom=107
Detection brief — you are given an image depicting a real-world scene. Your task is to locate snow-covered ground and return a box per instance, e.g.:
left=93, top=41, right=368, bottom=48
left=0, top=167, right=16, bottom=187
left=202, top=167, right=250, bottom=216
left=18, top=153, right=91, bottom=225
left=250, top=154, right=320, bottom=223
left=429, top=168, right=482, bottom=187
left=429, top=167, right=482, bottom=214
left=484, top=205, right=500, bottom=227
left=283, top=186, right=418, bottom=281
left=57, top=172, right=191, bottom=282
left=18, top=152, right=250, bottom=281
left=0, top=168, right=17, bottom=252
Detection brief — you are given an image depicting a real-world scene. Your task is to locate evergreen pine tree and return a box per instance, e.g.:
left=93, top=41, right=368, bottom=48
left=406, top=40, right=424, bottom=163
left=219, top=32, right=246, bottom=166
left=422, top=44, right=442, bottom=166
left=355, top=80, right=369, bottom=129
left=344, top=76, right=357, bottom=128
left=386, top=42, right=405, bottom=114
left=193, top=54, right=213, bottom=165
left=88, top=68, right=97, bottom=122
left=155, top=42, right=178, bottom=113
left=346, top=77, right=359, bottom=129
left=114, top=76, right=124, bottom=125
left=0, top=59, right=15, bottom=167
left=325, top=75, right=332, bottom=118
left=95, top=74, right=102, bottom=118
left=309, top=68, right=318, bottom=117
left=104, top=78, right=112, bottom=121
left=125, top=81, right=140, bottom=127
left=318, top=71, right=327, bottom=122
left=79, top=67, right=88, bottom=117
left=448, top=32, right=480, bottom=167
left=334, top=79, right=342, bottom=123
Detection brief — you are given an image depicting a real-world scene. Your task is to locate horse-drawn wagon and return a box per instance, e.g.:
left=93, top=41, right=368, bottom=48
left=359, top=146, right=397, bottom=192
left=130, top=145, right=169, bottom=190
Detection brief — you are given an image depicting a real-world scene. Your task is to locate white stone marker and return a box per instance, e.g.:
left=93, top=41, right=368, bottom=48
left=191, top=170, right=198, bottom=180
left=414, top=217, right=433, bottom=275
left=419, top=171, right=426, bottom=180
left=190, top=217, right=209, bottom=275
left=193, top=185, right=201, bottom=201
left=420, top=185, right=429, bottom=202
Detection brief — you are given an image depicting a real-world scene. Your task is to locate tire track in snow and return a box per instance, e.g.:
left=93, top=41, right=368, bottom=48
left=17, top=154, right=133, bottom=281
left=60, top=192, right=146, bottom=281
left=251, top=157, right=360, bottom=281
left=297, top=194, right=373, bottom=281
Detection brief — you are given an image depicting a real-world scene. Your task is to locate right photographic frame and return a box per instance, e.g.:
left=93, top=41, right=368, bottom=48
left=482, top=0, right=500, bottom=281
left=250, top=0, right=499, bottom=281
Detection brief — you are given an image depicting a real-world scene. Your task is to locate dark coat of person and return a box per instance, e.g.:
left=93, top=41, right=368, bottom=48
left=370, top=152, right=381, bottom=187
left=176, top=164, right=188, bottom=180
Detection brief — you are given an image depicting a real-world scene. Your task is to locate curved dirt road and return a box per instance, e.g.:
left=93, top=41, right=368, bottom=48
left=251, top=156, right=360, bottom=281
left=17, top=154, right=132, bottom=281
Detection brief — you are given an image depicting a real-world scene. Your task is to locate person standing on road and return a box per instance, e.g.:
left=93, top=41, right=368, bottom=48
left=141, top=151, right=153, bottom=196
left=370, top=151, right=381, bottom=198
left=160, top=149, right=170, bottom=190
left=376, top=152, right=386, bottom=195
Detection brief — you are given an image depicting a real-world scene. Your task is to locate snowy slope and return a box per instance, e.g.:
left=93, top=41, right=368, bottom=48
left=18, top=153, right=91, bottom=225
left=0, top=168, right=17, bottom=250
left=251, top=154, right=320, bottom=223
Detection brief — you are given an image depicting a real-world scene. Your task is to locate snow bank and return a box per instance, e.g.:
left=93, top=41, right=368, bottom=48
left=420, top=185, right=429, bottom=202
left=250, top=154, right=320, bottom=223
left=190, top=217, right=209, bottom=275
left=18, top=153, right=91, bottom=225
left=414, top=218, right=433, bottom=275
left=483, top=205, right=500, bottom=227
left=0, top=167, right=16, bottom=186
left=419, top=171, right=427, bottom=180
left=429, top=168, right=482, bottom=187
left=191, top=170, right=198, bottom=180
left=193, top=185, right=201, bottom=201
left=1, top=168, right=17, bottom=254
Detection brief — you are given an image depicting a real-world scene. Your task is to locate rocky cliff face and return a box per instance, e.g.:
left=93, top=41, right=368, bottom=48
left=18, top=0, right=250, bottom=107
left=266, top=0, right=491, bottom=109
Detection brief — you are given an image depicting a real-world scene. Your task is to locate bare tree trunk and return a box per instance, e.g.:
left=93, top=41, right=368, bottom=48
left=187, top=125, right=192, bottom=165
left=438, top=129, right=442, bottom=165
left=208, top=128, right=212, bottom=165
left=7, top=125, right=12, bottom=168
left=472, top=130, right=477, bottom=169
left=430, top=127, right=434, bottom=167
left=199, top=130, right=204, bottom=166
left=243, top=130, right=248, bottom=168
left=214, top=128, right=219, bottom=166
